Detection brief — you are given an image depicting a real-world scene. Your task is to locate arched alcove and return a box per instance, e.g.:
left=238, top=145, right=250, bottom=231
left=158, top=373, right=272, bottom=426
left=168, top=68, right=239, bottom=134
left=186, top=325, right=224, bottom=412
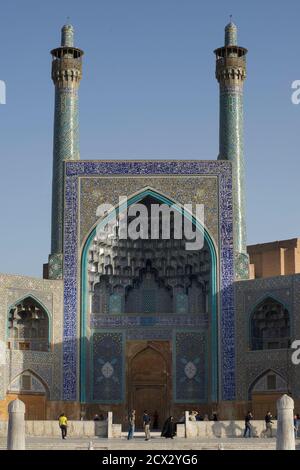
left=80, top=188, right=218, bottom=407
left=250, top=297, right=290, bottom=350
left=248, top=369, right=288, bottom=419
left=7, top=369, right=49, bottom=420
left=7, top=296, right=50, bottom=352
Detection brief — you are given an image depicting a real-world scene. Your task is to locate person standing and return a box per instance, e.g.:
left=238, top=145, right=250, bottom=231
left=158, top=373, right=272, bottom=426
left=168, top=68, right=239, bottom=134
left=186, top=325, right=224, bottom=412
left=189, top=411, right=198, bottom=421
left=161, top=416, right=176, bottom=439
left=143, top=410, right=151, bottom=441
left=265, top=411, right=274, bottom=437
left=58, top=413, right=68, bottom=439
left=127, top=410, right=136, bottom=440
left=243, top=411, right=253, bottom=438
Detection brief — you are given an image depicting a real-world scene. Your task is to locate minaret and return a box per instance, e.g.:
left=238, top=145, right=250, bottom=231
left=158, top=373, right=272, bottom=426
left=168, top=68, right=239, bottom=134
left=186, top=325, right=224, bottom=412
left=48, top=24, right=84, bottom=279
left=214, top=21, right=249, bottom=280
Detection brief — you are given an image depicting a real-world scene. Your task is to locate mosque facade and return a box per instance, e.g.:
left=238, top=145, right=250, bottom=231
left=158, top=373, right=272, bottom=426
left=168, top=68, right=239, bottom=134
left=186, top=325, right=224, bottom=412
left=0, top=22, right=299, bottom=426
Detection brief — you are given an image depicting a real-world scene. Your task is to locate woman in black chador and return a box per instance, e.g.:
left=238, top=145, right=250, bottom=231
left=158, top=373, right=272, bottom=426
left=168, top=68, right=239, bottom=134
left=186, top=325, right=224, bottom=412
left=161, top=416, right=176, bottom=439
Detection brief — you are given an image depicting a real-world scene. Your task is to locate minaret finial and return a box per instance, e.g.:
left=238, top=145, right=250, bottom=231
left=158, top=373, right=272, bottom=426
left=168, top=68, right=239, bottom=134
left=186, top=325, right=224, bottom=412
left=225, top=17, right=237, bottom=46
left=61, top=22, right=74, bottom=47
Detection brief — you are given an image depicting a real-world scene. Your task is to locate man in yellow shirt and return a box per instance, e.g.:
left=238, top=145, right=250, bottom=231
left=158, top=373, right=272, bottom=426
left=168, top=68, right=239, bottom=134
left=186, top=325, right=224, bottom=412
left=58, top=413, right=68, bottom=439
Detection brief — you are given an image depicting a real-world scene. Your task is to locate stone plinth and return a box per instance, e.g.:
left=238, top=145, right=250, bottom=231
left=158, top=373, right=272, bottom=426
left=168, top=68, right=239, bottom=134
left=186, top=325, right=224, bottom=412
left=7, top=399, right=25, bottom=450
left=276, top=394, right=295, bottom=450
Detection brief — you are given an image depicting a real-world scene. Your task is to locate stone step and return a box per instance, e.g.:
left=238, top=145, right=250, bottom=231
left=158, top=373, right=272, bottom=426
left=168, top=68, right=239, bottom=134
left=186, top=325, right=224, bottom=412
left=0, top=436, right=281, bottom=451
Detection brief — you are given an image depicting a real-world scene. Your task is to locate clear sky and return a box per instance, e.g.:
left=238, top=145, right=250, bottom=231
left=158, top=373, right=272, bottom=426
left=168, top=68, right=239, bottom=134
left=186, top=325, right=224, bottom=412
left=0, top=0, right=299, bottom=277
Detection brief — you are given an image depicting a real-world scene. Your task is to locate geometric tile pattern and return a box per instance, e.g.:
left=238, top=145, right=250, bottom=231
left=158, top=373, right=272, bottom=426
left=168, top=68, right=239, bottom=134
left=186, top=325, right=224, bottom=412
left=63, top=160, right=235, bottom=401
left=220, top=88, right=248, bottom=281
left=92, top=332, right=123, bottom=402
left=0, top=274, right=63, bottom=401
left=78, top=175, right=219, bottom=246
left=235, top=274, right=300, bottom=400
left=51, top=86, right=79, bottom=258
left=48, top=253, right=63, bottom=280
left=216, top=25, right=248, bottom=281
left=175, top=331, right=207, bottom=402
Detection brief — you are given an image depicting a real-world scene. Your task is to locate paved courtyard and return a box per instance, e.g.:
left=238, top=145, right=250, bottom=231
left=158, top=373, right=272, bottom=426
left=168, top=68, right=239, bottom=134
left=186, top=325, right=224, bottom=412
left=0, top=435, right=292, bottom=450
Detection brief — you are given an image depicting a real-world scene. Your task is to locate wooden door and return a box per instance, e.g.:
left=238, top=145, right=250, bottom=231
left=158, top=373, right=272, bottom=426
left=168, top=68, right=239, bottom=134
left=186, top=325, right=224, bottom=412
left=252, top=392, right=282, bottom=419
left=5, top=393, right=46, bottom=420
left=20, top=394, right=46, bottom=420
left=128, top=342, right=170, bottom=430
left=133, top=384, right=166, bottom=429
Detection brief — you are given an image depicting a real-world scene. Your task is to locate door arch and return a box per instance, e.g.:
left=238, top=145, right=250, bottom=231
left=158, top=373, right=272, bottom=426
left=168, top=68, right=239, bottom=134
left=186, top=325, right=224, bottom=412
left=6, top=369, right=49, bottom=420
left=249, top=369, right=288, bottom=418
left=128, top=342, right=170, bottom=429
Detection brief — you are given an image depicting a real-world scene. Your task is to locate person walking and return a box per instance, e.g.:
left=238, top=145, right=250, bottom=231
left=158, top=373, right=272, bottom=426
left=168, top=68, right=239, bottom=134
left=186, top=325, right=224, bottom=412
left=243, top=411, right=253, bottom=438
left=265, top=411, right=274, bottom=438
left=58, top=413, right=68, bottom=439
left=127, top=410, right=136, bottom=440
left=143, top=410, right=151, bottom=441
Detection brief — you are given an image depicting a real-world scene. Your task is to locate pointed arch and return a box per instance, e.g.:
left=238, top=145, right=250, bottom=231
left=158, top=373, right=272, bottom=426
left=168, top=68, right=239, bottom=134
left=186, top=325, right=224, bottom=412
left=249, top=295, right=290, bottom=351
left=129, top=344, right=168, bottom=384
left=8, top=293, right=51, bottom=321
left=8, top=368, right=50, bottom=398
left=80, top=186, right=218, bottom=252
left=7, top=295, right=51, bottom=351
left=80, top=187, right=218, bottom=403
left=130, top=342, right=168, bottom=365
left=248, top=368, right=287, bottom=400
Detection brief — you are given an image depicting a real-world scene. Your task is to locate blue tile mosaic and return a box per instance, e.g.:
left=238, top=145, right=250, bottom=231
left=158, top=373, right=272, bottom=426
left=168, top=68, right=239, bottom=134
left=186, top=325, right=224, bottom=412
left=63, top=160, right=235, bottom=401
left=175, top=331, right=207, bottom=402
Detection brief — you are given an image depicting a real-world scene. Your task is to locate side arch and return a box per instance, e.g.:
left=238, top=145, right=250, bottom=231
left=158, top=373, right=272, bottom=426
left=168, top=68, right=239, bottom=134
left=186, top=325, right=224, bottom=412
left=248, top=295, right=290, bottom=351
left=7, top=294, right=52, bottom=351
left=248, top=368, right=288, bottom=419
left=8, top=368, right=50, bottom=398
left=248, top=368, right=288, bottom=400
left=6, top=368, right=50, bottom=420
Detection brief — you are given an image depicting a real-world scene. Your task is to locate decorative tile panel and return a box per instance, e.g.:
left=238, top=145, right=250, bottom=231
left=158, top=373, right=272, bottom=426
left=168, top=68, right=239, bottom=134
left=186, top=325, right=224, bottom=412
left=235, top=274, right=300, bottom=400
left=92, top=332, right=123, bottom=402
left=51, top=85, right=80, bottom=258
left=0, top=274, right=63, bottom=401
left=63, top=160, right=235, bottom=401
left=175, top=331, right=207, bottom=402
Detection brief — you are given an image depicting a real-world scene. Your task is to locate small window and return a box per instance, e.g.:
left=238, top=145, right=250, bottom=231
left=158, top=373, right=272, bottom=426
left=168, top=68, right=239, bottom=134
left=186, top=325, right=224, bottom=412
left=21, top=375, right=31, bottom=390
left=19, top=342, right=30, bottom=350
left=267, top=374, right=276, bottom=390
